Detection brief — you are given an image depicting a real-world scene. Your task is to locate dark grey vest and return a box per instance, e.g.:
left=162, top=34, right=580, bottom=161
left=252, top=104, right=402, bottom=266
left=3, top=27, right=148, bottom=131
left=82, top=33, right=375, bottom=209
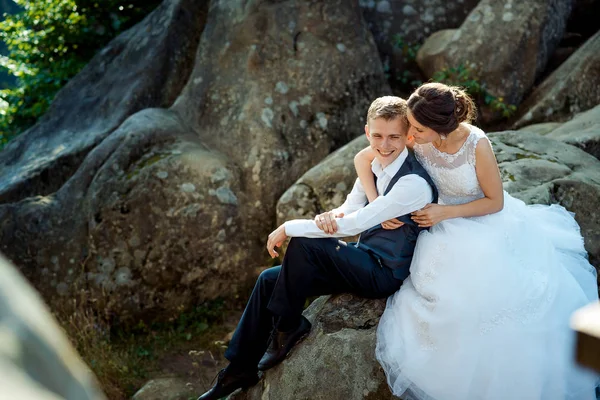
left=356, top=151, right=438, bottom=280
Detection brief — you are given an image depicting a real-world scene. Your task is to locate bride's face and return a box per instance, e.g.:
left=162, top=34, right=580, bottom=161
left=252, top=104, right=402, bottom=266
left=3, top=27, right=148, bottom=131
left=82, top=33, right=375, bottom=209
left=407, top=110, right=440, bottom=144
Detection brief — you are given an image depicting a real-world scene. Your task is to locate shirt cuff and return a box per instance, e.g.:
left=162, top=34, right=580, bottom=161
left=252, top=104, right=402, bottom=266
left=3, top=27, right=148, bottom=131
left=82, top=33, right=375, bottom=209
left=284, top=219, right=311, bottom=237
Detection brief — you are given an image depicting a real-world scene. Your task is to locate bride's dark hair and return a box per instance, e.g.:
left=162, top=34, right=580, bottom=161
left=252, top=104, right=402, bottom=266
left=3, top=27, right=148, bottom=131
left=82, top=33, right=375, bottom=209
left=407, top=82, right=477, bottom=135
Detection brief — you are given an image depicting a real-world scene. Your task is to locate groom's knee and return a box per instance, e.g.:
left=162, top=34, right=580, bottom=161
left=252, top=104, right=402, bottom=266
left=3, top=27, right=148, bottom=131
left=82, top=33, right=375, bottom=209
left=252, top=266, right=280, bottom=299
left=287, top=236, right=318, bottom=255
left=258, top=266, right=280, bottom=285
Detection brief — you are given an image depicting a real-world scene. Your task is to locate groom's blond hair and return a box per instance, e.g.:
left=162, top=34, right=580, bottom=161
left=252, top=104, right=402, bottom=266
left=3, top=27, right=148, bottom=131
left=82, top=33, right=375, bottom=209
left=367, top=96, right=408, bottom=132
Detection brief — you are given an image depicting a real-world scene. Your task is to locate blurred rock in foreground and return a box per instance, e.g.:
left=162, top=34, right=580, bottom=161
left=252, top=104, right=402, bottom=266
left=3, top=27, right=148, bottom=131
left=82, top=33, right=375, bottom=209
left=0, top=253, right=105, bottom=400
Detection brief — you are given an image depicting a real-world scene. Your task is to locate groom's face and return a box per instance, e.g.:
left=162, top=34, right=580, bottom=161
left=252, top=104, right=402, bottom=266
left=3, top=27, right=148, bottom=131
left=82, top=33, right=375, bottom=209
left=365, top=116, right=408, bottom=168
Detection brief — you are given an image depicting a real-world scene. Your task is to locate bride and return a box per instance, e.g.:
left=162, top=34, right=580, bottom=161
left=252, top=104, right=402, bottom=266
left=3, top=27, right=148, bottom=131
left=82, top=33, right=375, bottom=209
left=354, top=82, right=600, bottom=400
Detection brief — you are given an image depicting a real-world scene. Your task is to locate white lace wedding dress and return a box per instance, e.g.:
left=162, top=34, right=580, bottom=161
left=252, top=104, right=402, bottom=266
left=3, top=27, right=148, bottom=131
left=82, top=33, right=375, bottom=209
left=376, top=125, right=600, bottom=400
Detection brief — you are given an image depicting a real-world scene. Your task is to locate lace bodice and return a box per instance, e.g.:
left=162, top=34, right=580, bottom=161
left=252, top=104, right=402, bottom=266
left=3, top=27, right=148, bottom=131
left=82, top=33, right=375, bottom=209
left=414, top=124, right=489, bottom=205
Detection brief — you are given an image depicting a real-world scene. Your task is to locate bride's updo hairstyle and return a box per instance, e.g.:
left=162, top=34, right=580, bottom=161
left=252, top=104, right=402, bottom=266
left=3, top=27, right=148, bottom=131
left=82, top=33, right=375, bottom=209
left=407, top=82, right=477, bottom=136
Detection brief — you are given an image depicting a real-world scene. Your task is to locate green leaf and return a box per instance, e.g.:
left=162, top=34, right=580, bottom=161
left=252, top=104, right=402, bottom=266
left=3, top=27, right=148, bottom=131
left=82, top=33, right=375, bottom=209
left=0, top=0, right=163, bottom=147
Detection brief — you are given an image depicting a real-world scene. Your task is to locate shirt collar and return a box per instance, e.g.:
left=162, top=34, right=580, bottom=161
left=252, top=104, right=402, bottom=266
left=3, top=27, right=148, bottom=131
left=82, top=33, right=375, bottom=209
left=371, top=147, right=408, bottom=178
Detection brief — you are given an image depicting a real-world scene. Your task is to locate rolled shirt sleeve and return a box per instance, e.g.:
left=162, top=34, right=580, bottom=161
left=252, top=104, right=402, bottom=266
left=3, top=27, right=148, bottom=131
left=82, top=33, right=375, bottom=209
left=284, top=175, right=433, bottom=238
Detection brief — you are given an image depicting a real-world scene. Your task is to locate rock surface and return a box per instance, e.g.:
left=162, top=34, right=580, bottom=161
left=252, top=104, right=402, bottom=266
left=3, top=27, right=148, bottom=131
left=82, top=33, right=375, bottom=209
left=416, top=0, right=573, bottom=114
left=513, top=30, right=600, bottom=128
left=490, top=130, right=600, bottom=205
left=544, top=104, right=600, bottom=160
left=359, top=0, right=479, bottom=93
left=0, top=0, right=389, bottom=323
left=0, top=0, right=208, bottom=204
left=132, top=377, right=195, bottom=400
left=518, top=122, right=563, bottom=136
left=276, top=135, right=368, bottom=225
left=0, top=253, right=106, bottom=400
left=229, top=295, right=395, bottom=400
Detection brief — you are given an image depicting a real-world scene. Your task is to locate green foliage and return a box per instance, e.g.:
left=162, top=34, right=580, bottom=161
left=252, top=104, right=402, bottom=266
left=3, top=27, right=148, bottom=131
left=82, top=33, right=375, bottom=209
left=0, top=0, right=161, bottom=147
left=392, top=33, right=420, bottom=63
left=390, top=33, right=423, bottom=88
left=61, top=297, right=231, bottom=398
left=431, top=64, right=517, bottom=118
left=125, top=298, right=228, bottom=342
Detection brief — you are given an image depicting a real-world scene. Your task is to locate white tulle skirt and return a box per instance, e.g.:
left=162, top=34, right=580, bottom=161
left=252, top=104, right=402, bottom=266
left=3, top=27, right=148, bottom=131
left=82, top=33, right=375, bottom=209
left=376, top=193, right=600, bottom=400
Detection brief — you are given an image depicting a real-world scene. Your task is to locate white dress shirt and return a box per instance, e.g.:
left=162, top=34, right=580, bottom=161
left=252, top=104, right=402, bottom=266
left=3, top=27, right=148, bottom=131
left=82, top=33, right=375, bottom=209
left=284, top=148, right=433, bottom=238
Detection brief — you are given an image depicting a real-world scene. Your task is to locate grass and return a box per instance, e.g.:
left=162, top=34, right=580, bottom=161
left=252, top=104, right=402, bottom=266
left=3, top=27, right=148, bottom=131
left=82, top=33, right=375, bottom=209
left=56, top=296, right=240, bottom=399
left=431, top=64, right=517, bottom=119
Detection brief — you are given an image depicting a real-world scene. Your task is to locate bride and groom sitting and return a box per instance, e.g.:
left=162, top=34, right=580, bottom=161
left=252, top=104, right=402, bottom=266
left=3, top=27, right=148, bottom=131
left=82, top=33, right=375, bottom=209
left=198, top=85, right=599, bottom=400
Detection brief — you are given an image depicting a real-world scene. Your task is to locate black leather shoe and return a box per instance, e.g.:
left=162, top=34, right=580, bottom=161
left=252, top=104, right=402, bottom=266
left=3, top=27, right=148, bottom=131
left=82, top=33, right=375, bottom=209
left=258, top=315, right=311, bottom=371
left=197, top=367, right=259, bottom=400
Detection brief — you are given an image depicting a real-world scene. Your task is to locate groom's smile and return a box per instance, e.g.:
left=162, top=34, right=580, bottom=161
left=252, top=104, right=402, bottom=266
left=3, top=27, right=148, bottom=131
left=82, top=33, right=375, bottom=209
left=365, top=116, right=408, bottom=168
left=377, top=149, right=396, bottom=157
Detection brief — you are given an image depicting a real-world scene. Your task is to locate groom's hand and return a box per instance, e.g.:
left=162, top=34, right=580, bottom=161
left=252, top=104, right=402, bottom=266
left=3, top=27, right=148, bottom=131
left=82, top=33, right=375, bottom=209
left=381, top=218, right=404, bottom=230
left=266, top=224, right=288, bottom=258
left=315, top=211, right=344, bottom=234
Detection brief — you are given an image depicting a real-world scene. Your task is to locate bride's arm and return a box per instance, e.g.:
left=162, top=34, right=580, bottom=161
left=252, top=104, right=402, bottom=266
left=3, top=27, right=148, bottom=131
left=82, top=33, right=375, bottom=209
left=354, top=146, right=378, bottom=203
left=411, top=139, right=504, bottom=227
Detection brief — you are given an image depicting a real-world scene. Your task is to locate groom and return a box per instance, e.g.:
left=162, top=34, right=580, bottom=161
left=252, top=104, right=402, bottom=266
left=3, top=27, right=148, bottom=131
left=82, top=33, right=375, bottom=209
left=198, top=96, right=438, bottom=400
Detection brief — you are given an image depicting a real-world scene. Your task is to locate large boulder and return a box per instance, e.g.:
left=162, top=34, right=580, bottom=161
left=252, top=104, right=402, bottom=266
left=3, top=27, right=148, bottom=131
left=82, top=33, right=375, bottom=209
left=490, top=130, right=600, bottom=204
left=0, top=0, right=208, bottom=204
left=0, top=0, right=389, bottom=323
left=416, top=0, right=574, bottom=114
left=229, top=295, right=395, bottom=400
left=512, top=31, right=600, bottom=128
left=543, top=104, right=600, bottom=160
left=359, top=0, right=479, bottom=93
left=0, top=253, right=106, bottom=400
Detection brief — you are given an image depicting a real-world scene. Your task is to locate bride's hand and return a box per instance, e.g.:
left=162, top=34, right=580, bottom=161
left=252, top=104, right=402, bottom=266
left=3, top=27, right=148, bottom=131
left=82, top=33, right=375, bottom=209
left=381, top=218, right=404, bottom=230
left=411, top=204, right=448, bottom=227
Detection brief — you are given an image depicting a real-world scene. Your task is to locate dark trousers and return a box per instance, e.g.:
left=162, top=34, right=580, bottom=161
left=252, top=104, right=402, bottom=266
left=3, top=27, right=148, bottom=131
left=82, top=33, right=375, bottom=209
left=224, top=237, right=403, bottom=368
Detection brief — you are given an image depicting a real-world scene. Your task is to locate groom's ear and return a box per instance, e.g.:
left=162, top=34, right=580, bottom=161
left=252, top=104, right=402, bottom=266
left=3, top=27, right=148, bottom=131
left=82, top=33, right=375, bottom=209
left=364, top=124, right=370, bottom=138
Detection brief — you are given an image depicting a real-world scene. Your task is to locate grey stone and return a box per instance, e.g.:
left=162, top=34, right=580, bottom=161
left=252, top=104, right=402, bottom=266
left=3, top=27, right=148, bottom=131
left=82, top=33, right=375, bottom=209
left=539, top=102, right=600, bottom=160
left=229, top=295, right=394, bottom=400
left=359, top=0, right=479, bottom=93
left=276, top=135, right=368, bottom=226
left=180, top=183, right=196, bottom=193
left=0, top=0, right=389, bottom=323
left=417, top=0, right=574, bottom=122
left=0, top=0, right=207, bottom=205
left=156, top=171, right=169, bottom=179
left=517, top=122, right=563, bottom=136
left=514, top=31, right=600, bottom=128
left=133, top=377, right=194, bottom=400
left=0, top=253, right=106, bottom=400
